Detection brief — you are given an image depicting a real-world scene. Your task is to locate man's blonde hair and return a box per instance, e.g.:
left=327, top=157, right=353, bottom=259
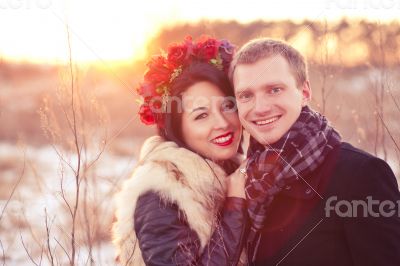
left=229, top=38, right=308, bottom=87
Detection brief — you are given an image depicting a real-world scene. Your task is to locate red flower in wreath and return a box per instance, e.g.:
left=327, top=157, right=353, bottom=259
left=195, top=36, right=220, bottom=61
left=136, top=35, right=235, bottom=127
left=139, top=104, right=156, bottom=125
left=137, top=82, right=157, bottom=100
left=167, top=43, right=188, bottom=68
left=144, top=55, right=173, bottom=86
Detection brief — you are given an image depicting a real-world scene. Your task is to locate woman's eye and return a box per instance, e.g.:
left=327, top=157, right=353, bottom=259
left=195, top=113, right=208, bottom=120
left=221, top=101, right=236, bottom=112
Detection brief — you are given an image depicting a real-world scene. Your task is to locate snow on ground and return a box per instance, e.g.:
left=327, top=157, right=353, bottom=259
left=0, top=141, right=137, bottom=265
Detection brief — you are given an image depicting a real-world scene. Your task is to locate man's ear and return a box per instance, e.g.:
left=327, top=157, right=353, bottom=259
left=301, top=80, right=312, bottom=107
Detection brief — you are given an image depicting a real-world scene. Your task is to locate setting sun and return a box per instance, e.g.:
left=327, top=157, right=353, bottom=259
left=0, top=0, right=399, bottom=64
left=0, top=0, right=163, bottom=63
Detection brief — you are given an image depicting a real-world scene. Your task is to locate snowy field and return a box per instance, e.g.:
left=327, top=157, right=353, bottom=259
left=0, top=141, right=137, bottom=265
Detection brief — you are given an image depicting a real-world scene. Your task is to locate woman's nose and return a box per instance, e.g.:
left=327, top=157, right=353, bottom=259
left=213, top=112, right=230, bottom=130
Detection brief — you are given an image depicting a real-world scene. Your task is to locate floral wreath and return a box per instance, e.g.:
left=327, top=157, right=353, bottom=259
left=137, top=35, right=235, bottom=126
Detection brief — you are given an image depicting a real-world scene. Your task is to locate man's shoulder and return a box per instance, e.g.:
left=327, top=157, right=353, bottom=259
left=338, top=142, right=376, bottom=163
left=327, top=142, right=398, bottom=198
left=279, top=142, right=379, bottom=199
left=333, top=142, right=386, bottom=174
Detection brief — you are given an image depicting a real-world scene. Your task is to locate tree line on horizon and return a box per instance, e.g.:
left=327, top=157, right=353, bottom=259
left=145, top=19, right=400, bottom=68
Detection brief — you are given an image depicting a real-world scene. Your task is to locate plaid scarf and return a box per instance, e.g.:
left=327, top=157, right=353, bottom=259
left=245, top=106, right=341, bottom=261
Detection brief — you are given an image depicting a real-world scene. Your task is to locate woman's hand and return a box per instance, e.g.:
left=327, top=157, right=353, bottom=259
left=226, top=160, right=248, bottom=199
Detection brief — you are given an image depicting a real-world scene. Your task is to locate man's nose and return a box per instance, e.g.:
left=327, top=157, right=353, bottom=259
left=253, top=95, right=272, bottom=116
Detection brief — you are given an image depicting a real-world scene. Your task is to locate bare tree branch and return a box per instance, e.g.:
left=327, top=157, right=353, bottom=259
left=376, top=110, right=400, bottom=153
left=60, top=166, right=73, bottom=219
left=377, top=22, right=388, bottom=160
left=37, top=17, right=112, bottom=266
left=0, top=238, right=5, bottom=266
left=82, top=175, right=94, bottom=266
left=20, top=233, right=40, bottom=266
left=54, top=237, right=71, bottom=265
left=387, top=87, right=400, bottom=114
left=0, top=152, right=26, bottom=223
left=65, top=24, right=82, bottom=266
left=19, top=205, right=43, bottom=248
left=44, top=209, right=55, bottom=266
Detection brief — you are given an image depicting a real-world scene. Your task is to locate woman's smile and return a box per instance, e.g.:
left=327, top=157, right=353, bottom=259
left=211, top=132, right=234, bottom=146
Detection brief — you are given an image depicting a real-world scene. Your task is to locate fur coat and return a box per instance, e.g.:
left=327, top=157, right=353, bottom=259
left=112, top=136, right=243, bottom=265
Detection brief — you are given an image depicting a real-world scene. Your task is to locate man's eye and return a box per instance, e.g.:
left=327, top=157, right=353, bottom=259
left=195, top=113, right=208, bottom=120
left=270, top=87, right=282, bottom=94
left=238, top=92, right=252, bottom=101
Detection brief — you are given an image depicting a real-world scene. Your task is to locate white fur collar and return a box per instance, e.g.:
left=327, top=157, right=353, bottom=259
left=112, top=136, right=229, bottom=265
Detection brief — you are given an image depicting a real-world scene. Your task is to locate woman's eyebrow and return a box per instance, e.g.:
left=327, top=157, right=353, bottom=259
left=190, top=106, right=208, bottom=114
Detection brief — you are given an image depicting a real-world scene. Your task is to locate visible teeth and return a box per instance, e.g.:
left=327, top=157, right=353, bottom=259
left=213, top=133, right=232, bottom=144
left=255, top=116, right=279, bottom=125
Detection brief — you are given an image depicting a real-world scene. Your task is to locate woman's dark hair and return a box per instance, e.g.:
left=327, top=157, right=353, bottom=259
left=158, top=61, right=235, bottom=148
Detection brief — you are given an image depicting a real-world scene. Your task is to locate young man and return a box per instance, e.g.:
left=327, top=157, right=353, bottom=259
left=230, top=38, right=400, bottom=266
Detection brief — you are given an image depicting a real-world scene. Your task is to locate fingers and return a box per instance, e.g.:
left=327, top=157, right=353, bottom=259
left=236, top=159, right=248, bottom=179
left=239, top=159, right=248, bottom=169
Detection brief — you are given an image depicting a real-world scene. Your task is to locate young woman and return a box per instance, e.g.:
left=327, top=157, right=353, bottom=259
left=112, top=36, right=248, bottom=266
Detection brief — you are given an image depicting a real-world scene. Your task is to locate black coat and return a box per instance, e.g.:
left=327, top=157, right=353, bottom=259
left=252, top=142, right=400, bottom=266
left=134, top=192, right=248, bottom=266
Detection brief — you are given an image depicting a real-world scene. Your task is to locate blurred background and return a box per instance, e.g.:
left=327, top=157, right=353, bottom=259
left=1, top=0, right=399, bottom=265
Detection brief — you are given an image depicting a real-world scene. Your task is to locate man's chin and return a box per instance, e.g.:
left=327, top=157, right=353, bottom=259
left=252, top=132, right=282, bottom=146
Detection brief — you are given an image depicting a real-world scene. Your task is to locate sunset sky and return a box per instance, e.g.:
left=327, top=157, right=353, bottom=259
left=0, top=0, right=399, bottom=63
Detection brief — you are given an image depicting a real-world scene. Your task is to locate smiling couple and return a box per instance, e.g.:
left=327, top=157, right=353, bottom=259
left=112, top=36, right=400, bottom=266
